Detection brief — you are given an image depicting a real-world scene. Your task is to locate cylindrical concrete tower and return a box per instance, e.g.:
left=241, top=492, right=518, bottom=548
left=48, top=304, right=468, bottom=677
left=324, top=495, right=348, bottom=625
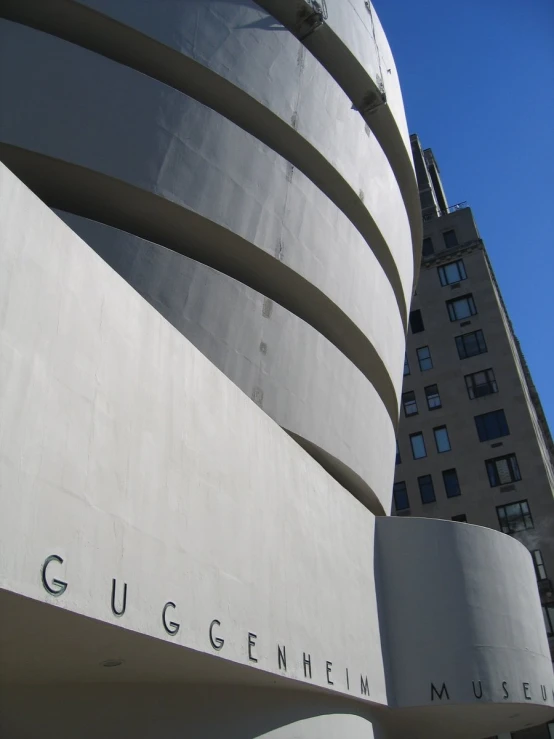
left=0, top=0, right=421, bottom=515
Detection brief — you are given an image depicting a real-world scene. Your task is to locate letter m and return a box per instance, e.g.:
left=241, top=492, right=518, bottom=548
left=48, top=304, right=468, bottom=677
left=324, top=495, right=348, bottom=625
left=431, top=682, right=449, bottom=701
left=360, top=675, right=370, bottom=696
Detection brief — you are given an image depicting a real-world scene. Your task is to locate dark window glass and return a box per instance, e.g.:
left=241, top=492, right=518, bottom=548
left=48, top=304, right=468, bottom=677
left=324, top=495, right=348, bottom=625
left=438, top=259, right=467, bottom=286
left=475, top=409, right=510, bottom=442
left=422, top=237, right=434, bottom=256
left=455, top=329, right=488, bottom=359
left=447, top=294, right=477, bottom=321
left=410, top=309, right=425, bottom=334
left=465, top=368, right=498, bottom=399
left=443, top=229, right=458, bottom=248
left=417, top=346, right=433, bottom=371
left=418, top=474, right=436, bottom=504
left=393, top=481, right=409, bottom=511
left=403, top=355, right=410, bottom=376
left=395, top=440, right=401, bottom=466
left=425, top=384, right=441, bottom=410
left=543, top=605, right=554, bottom=637
left=433, top=426, right=451, bottom=453
left=496, top=499, right=533, bottom=534
left=410, top=432, right=427, bottom=460
left=485, top=453, right=521, bottom=487
left=402, top=391, right=418, bottom=417
left=451, top=514, right=467, bottom=522
left=532, top=550, right=547, bottom=581
left=442, top=468, right=461, bottom=497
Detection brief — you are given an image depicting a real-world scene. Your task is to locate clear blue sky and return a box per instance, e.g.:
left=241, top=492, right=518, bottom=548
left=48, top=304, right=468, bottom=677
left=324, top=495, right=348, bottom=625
left=376, top=0, right=554, bottom=430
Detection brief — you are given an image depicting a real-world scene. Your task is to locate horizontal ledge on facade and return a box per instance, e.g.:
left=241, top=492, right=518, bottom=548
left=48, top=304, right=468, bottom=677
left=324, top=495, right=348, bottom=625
left=0, top=0, right=410, bottom=326
left=254, top=0, right=423, bottom=282
left=285, top=429, right=386, bottom=516
left=0, top=144, right=400, bottom=426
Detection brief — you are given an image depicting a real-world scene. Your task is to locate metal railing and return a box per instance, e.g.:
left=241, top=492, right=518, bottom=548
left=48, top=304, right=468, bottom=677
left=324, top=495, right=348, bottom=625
left=422, top=201, right=468, bottom=222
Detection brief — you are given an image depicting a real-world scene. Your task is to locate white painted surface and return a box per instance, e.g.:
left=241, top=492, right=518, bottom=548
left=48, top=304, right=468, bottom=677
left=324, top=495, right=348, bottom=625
left=58, top=213, right=396, bottom=514
left=75, top=0, right=414, bottom=304
left=0, top=163, right=387, bottom=702
left=1, top=165, right=554, bottom=737
left=0, top=20, right=407, bottom=415
left=376, top=517, right=554, bottom=709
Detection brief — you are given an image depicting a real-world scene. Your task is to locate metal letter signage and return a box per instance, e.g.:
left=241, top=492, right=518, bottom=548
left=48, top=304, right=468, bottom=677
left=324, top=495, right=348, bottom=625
left=41, top=554, right=67, bottom=596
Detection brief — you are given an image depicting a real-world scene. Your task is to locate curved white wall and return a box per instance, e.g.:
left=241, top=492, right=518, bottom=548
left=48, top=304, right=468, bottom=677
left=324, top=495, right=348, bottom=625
left=1, top=165, right=553, bottom=739
left=376, top=517, right=554, bottom=737
left=0, top=7, right=416, bottom=509
left=56, top=213, right=396, bottom=513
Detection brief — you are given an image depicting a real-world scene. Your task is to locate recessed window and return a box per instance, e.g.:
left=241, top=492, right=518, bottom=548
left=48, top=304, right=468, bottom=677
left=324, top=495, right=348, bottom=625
left=425, top=384, right=441, bottom=410
left=443, top=229, right=458, bottom=248
left=455, top=329, right=487, bottom=359
left=447, top=294, right=477, bottom=322
left=438, top=259, right=467, bottom=286
left=403, top=355, right=410, bottom=376
left=417, top=346, right=433, bottom=371
left=418, top=474, right=436, bottom=504
left=410, top=432, right=427, bottom=460
left=543, top=607, right=554, bottom=638
left=496, top=499, right=533, bottom=534
left=433, top=425, right=451, bottom=453
left=395, top=440, right=401, bottom=465
left=451, top=513, right=467, bottom=522
left=532, top=550, right=547, bottom=581
left=393, top=481, right=409, bottom=511
left=465, top=368, right=498, bottom=399
left=402, top=391, right=418, bottom=417
left=422, top=237, right=434, bottom=256
left=475, top=409, right=509, bottom=442
left=485, top=453, right=521, bottom=487
left=410, top=309, right=425, bottom=334
left=442, top=468, right=461, bottom=497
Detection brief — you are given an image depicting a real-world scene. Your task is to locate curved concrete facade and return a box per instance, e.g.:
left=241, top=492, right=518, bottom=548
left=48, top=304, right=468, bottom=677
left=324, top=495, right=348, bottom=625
left=1, top=167, right=553, bottom=737
left=1, top=1, right=552, bottom=735
left=0, top=4, right=417, bottom=511
left=56, top=213, right=396, bottom=514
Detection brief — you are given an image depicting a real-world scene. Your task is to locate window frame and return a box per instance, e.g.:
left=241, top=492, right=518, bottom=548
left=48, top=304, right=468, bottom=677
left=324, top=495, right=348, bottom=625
left=543, top=606, right=554, bottom=638
left=465, top=368, right=498, bottom=399
left=443, top=229, right=458, bottom=248
left=485, top=453, right=521, bottom=487
left=418, top=474, right=436, bottom=504
left=409, top=432, right=427, bottom=460
left=531, top=550, right=547, bottom=581
left=438, top=259, right=467, bottom=286
left=424, top=384, right=442, bottom=410
left=475, top=409, right=510, bottom=442
left=393, top=481, right=409, bottom=512
left=433, top=425, right=451, bottom=453
left=402, top=390, right=418, bottom=417
left=416, top=345, right=433, bottom=372
left=455, top=329, right=488, bottom=359
left=410, top=309, right=425, bottom=334
left=496, top=499, right=534, bottom=534
left=442, top=468, right=461, bottom=498
left=403, top=355, right=410, bottom=376
left=422, top=237, right=434, bottom=257
left=446, top=293, right=477, bottom=322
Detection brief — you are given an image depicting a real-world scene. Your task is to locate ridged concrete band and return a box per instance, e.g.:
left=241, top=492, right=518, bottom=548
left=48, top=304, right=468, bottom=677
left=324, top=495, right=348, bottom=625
left=0, top=0, right=414, bottom=320
left=57, top=212, right=396, bottom=515
left=0, top=21, right=406, bottom=424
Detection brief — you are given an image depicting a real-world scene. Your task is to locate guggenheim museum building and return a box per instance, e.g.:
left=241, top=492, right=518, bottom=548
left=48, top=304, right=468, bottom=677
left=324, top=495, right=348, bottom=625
left=0, top=1, right=552, bottom=737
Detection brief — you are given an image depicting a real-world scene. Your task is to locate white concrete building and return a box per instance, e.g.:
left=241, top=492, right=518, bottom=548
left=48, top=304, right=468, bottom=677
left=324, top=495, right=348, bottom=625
left=0, top=2, right=552, bottom=737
